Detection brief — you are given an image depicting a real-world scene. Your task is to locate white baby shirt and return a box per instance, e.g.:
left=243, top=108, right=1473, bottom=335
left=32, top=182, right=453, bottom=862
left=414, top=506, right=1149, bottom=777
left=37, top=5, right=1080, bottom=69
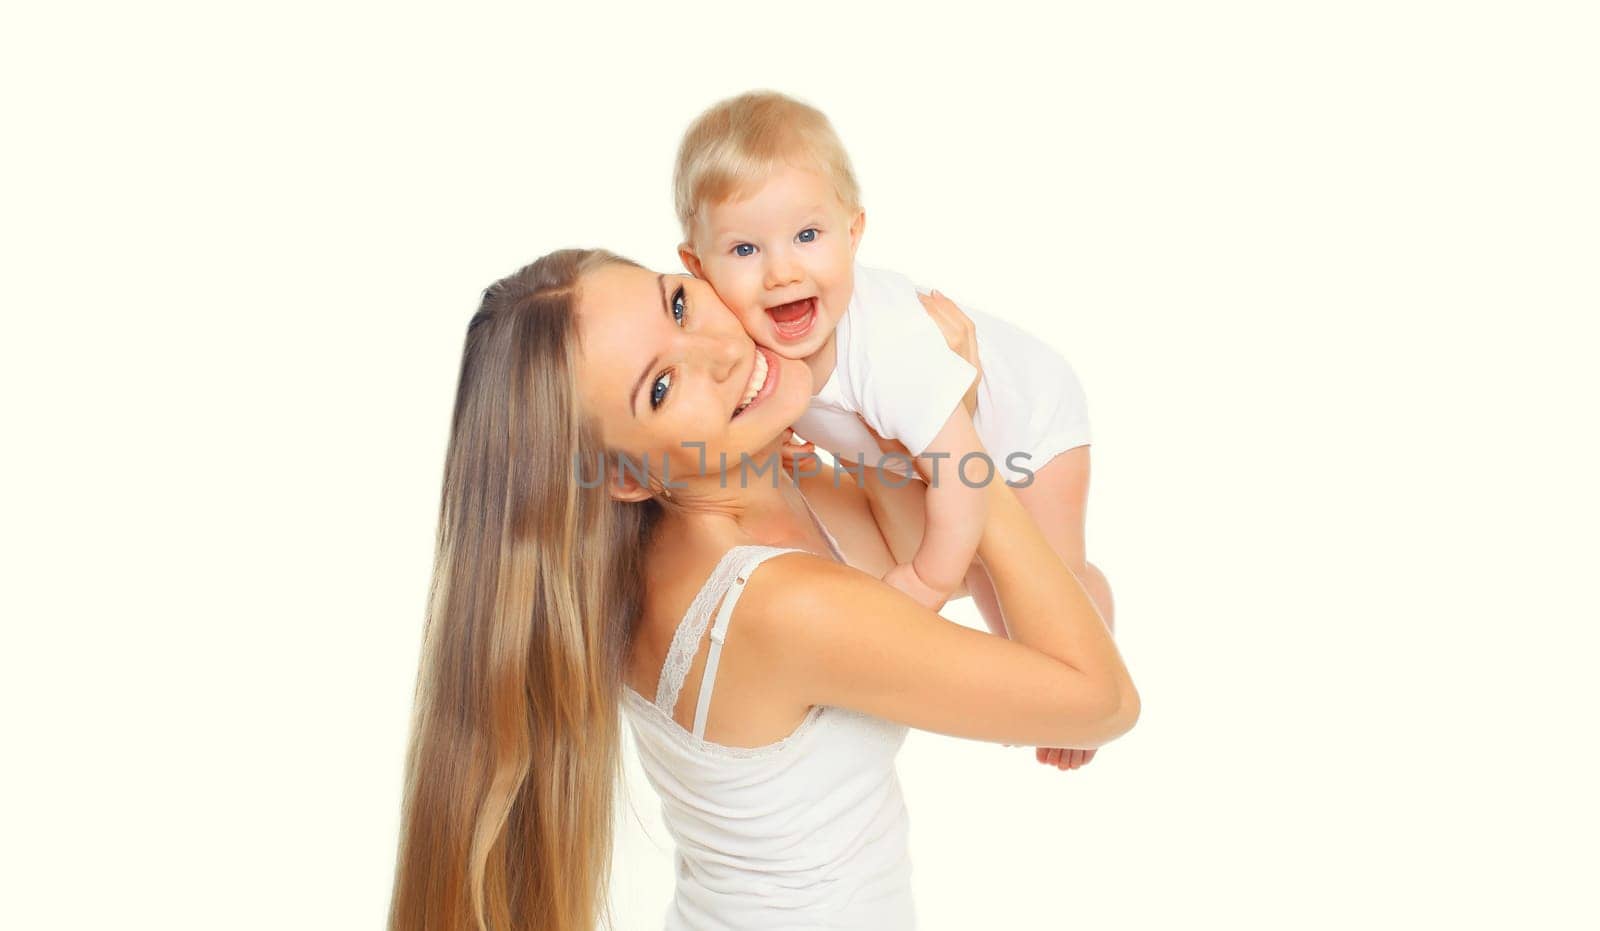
left=791, top=263, right=1092, bottom=485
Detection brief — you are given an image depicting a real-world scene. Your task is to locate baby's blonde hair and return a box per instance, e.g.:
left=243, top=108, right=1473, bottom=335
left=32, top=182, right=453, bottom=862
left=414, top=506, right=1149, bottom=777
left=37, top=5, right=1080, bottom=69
left=673, top=90, right=860, bottom=242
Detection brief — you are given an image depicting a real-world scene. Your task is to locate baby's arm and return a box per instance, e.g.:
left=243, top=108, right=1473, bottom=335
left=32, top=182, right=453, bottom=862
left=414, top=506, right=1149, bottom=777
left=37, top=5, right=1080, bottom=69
left=882, top=406, right=987, bottom=610
left=867, top=289, right=986, bottom=608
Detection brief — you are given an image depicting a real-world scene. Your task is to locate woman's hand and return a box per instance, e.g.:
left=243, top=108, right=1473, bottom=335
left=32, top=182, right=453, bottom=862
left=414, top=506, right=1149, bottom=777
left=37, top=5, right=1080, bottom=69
left=918, top=289, right=982, bottom=417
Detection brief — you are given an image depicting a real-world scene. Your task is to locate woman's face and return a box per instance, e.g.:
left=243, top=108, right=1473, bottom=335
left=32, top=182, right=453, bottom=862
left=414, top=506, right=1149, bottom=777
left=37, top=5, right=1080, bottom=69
left=575, top=263, right=813, bottom=491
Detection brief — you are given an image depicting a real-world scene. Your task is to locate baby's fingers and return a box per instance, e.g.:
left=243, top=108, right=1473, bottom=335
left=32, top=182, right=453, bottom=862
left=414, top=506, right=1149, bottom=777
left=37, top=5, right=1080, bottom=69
left=1036, top=746, right=1096, bottom=771
left=917, top=290, right=968, bottom=346
left=917, top=288, right=963, bottom=318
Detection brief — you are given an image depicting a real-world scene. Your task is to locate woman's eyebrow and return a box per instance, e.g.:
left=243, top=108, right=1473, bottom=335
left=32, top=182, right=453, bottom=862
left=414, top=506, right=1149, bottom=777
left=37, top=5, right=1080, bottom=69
left=629, top=274, right=671, bottom=418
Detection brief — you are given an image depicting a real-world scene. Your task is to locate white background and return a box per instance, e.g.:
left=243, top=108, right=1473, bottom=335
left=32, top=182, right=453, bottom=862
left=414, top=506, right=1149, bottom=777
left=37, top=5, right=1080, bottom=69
left=5, top=2, right=1597, bottom=928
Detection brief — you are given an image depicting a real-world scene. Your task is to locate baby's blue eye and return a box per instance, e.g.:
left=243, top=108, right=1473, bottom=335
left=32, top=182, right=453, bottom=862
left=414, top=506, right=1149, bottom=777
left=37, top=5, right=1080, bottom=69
left=797, top=228, right=818, bottom=243
left=733, top=243, right=756, bottom=257
left=671, top=286, right=686, bottom=325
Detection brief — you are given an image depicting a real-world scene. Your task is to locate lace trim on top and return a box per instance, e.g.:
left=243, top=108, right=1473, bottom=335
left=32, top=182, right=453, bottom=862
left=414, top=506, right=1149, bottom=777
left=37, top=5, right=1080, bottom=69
left=623, top=686, right=830, bottom=760
left=653, top=545, right=800, bottom=714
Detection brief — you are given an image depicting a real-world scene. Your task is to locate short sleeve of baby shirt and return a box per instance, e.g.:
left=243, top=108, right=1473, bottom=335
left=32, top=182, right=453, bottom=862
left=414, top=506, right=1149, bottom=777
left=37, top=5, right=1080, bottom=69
left=842, top=265, right=978, bottom=458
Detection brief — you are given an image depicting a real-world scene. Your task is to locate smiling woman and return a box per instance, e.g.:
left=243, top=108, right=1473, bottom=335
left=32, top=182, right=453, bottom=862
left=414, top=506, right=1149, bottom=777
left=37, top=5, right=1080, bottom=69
left=388, top=248, right=1136, bottom=931
left=573, top=262, right=812, bottom=491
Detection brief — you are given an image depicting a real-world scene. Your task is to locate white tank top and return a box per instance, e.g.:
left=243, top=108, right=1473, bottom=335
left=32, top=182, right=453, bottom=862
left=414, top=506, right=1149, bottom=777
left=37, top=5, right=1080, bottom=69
left=621, top=503, right=914, bottom=929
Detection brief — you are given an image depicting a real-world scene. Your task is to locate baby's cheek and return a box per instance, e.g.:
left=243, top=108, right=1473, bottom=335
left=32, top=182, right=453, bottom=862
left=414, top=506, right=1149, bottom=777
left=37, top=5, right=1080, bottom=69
left=735, top=306, right=768, bottom=333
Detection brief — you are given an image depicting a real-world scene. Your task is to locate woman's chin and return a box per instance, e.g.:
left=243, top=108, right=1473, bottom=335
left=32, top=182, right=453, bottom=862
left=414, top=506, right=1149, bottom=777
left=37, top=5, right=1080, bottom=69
left=782, top=355, right=814, bottom=395
left=772, top=364, right=814, bottom=423
left=736, top=369, right=812, bottom=455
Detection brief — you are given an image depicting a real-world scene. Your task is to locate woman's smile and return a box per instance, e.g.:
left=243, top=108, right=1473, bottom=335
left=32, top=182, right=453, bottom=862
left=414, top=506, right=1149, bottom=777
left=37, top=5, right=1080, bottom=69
left=731, top=345, right=779, bottom=419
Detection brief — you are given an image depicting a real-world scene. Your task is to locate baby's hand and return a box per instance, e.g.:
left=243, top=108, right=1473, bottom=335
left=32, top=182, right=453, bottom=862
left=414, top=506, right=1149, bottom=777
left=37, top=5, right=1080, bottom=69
left=883, top=562, right=948, bottom=612
left=778, top=428, right=817, bottom=473
left=1036, top=747, right=1098, bottom=771
left=917, top=289, right=982, bottom=417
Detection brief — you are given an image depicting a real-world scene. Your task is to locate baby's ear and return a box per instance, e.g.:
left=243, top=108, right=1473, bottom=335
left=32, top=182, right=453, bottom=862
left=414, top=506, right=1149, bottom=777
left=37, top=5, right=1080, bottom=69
left=678, top=243, right=706, bottom=280
left=848, top=208, right=867, bottom=254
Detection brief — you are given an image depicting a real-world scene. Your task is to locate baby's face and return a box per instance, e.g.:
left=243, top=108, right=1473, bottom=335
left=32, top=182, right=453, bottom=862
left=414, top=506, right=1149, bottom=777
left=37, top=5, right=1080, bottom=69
left=684, top=165, right=863, bottom=362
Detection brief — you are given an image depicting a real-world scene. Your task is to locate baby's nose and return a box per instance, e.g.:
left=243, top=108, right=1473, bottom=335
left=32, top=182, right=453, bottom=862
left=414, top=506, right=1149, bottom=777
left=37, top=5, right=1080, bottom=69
left=765, top=253, right=801, bottom=287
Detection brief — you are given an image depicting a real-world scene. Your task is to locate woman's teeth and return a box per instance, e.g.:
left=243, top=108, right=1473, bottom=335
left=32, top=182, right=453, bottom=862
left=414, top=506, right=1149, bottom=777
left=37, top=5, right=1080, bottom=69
left=733, top=351, right=768, bottom=417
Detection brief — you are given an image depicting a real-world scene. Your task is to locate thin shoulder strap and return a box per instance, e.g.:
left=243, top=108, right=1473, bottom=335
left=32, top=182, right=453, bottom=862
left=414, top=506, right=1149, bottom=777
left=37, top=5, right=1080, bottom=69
left=654, top=545, right=798, bottom=719
left=796, top=489, right=846, bottom=565
left=690, top=546, right=798, bottom=739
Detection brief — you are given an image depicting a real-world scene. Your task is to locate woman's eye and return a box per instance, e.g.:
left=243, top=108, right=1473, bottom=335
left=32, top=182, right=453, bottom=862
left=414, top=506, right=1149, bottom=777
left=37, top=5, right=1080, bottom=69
left=733, top=243, right=756, bottom=257
left=797, top=228, right=818, bottom=244
left=651, top=287, right=687, bottom=409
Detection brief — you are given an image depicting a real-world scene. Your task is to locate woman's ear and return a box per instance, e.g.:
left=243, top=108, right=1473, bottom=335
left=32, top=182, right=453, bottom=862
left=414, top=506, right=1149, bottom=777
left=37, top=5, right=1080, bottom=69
left=678, top=243, right=706, bottom=280
left=606, top=453, right=659, bottom=504
left=848, top=208, right=867, bottom=255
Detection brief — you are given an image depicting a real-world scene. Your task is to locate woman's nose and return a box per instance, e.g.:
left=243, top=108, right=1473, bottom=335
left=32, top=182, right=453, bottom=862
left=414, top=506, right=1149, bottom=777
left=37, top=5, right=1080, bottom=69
left=690, top=329, right=745, bottom=383
left=715, top=332, right=745, bottom=382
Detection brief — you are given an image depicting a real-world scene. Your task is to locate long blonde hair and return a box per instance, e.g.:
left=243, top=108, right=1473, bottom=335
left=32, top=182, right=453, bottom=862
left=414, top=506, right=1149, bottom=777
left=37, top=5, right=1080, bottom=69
left=389, top=248, right=661, bottom=931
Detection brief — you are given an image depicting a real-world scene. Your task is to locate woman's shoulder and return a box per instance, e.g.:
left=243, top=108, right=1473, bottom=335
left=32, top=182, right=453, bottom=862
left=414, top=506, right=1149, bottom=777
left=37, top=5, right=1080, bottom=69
left=644, top=547, right=845, bottom=665
left=634, top=519, right=848, bottom=639
left=731, top=548, right=864, bottom=649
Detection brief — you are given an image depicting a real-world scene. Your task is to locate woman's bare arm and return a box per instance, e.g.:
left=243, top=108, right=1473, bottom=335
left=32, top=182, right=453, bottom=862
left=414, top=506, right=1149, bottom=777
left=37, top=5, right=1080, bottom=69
left=741, top=477, right=1138, bottom=749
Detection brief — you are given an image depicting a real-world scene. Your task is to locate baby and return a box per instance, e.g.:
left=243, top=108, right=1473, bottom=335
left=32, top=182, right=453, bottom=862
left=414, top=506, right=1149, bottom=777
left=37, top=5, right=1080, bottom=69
left=673, top=93, right=1114, bottom=769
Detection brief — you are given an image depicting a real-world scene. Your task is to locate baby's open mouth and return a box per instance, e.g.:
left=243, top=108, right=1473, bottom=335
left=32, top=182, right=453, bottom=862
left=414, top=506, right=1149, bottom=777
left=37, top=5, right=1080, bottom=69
left=766, top=297, right=817, bottom=342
